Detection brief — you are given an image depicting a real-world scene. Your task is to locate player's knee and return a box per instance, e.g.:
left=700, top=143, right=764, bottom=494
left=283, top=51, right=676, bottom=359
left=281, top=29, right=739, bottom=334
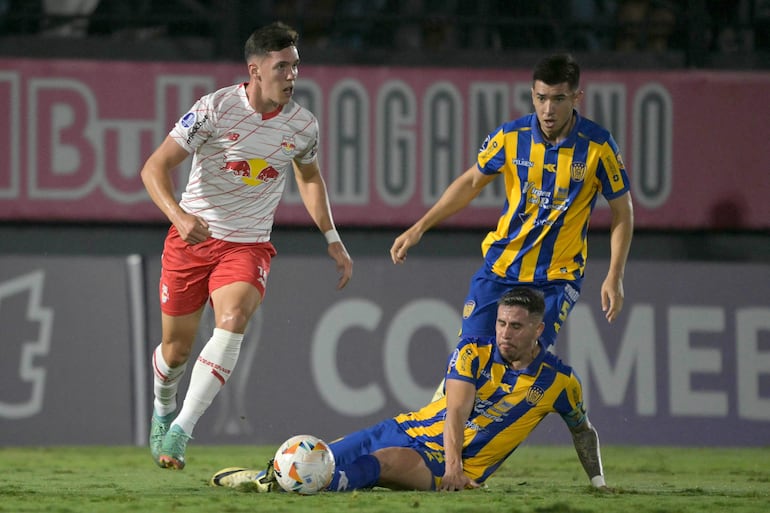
left=161, top=339, right=193, bottom=367
left=215, top=308, right=252, bottom=333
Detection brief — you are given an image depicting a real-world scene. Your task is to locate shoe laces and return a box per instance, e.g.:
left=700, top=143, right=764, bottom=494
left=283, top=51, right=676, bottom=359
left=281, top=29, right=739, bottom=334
left=164, top=426, right=192, bottom=454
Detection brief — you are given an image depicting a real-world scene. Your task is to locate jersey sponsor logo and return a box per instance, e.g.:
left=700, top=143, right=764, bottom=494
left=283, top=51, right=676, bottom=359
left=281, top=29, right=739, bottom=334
left=525, top=385, right=545, bottom=406
left=448, top=346, right=475, bottom=376
left=523, top=183, right=571, bottom=212
left=603, top=155, right=622, bottom=183
left=227, top=131, right=240, bottom=141
left=512, top=158, right=534, bottom=167
left=615, top=151, right=626, bottom=169
left=570, top=162, right=587, bottom=181
left=185, top=114, right=208, bottom=144
left=526, top=185, right=551, bottom=207
left=222, top=158, right=280, bottom=186
left=473, top=397, right=515, bottom=422
left=456, top=347, right=474, bottom=374
left=281, top=135, right=297, bottom=155
left=180, top=112, right=196, bottom=128
left=466, top=420, right=483, bottom=432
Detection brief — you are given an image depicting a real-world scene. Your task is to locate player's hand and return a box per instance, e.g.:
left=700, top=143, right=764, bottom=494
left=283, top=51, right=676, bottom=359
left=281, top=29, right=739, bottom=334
left=390, top=228, right=423, bottom=264
left=174, top=213, right=211, bottom=245
left=600, top=275, right=624, bottom=323
left=439, top=470, right=479, bottom=491
left=328, top=242, right=353, bottom=289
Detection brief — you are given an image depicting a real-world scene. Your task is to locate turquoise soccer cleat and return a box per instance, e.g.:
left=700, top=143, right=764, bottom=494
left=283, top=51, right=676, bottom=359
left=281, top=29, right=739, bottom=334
left=158, top=424, right=191, bottom=470
left=149, top=410, right=176, bottom=467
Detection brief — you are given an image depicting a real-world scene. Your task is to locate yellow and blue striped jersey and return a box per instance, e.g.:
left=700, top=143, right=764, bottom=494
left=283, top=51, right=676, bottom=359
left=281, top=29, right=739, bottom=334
left=476, top=111, right=630, bottom=283
left=394, top=336, right=586, bottom=484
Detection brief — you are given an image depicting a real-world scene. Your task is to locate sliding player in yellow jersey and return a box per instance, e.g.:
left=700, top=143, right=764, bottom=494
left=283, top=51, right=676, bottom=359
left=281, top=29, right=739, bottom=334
left=211, top=287, right=611, bottom=492
left=391, top=54, right=633, bottom=361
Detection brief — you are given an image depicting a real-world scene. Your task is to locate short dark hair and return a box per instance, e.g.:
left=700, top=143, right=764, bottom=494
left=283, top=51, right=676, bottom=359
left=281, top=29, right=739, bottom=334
left=532, top=53, right=580, bottom=91
left=244, top=21, right=299, bottom=62
left=498, top=287, right=546, bottom=319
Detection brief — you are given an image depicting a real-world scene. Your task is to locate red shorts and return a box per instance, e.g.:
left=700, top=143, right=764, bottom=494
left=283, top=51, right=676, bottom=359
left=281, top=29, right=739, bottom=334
left=158, top=226, right=277, bottom=316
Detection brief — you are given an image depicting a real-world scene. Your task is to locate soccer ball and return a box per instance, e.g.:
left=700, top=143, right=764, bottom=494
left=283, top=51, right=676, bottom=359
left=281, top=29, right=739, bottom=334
left=272, top=434, right=335, bottom=494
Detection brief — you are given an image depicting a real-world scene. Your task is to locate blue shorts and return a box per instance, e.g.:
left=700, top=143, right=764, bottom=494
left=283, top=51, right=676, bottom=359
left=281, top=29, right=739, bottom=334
left=329, top=419, right=443, bottom=490
left=460, top=267, right=581, bottom=351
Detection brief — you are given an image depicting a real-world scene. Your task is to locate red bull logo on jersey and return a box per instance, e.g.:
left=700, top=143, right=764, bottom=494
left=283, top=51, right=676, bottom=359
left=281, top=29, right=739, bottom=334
left=281, top=135, right=297, bottom=155
left=222, top=158, right=280, bottom=186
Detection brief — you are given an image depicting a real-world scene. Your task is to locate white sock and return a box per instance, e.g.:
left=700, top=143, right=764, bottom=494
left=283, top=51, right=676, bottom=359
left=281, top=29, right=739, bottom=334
left=152, top=344, right=187, bottom=417
left=171, top=328, right=243, bottom=436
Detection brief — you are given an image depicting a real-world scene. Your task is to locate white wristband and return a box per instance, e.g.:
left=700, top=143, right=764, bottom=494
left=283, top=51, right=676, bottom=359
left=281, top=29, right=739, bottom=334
left=590, top=475, right=606, bottom=488
left=324, top=229, right=341, bottom=244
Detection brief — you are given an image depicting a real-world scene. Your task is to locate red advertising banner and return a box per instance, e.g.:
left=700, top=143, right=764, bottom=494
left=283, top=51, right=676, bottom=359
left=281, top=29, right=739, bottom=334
left=1, top=58, right=768, bottom=229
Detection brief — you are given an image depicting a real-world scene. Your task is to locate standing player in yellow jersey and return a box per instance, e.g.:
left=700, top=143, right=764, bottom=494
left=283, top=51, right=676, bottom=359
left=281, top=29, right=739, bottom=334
left=140, top=21, right=353, bottom=470
left=210, top=287, right=611, bottom=492
left=391, top=54, right=633, bottom=360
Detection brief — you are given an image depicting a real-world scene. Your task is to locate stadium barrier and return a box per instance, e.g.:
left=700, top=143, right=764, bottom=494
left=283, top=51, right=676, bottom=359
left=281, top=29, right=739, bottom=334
left=1, top=255, right=767, bottom=447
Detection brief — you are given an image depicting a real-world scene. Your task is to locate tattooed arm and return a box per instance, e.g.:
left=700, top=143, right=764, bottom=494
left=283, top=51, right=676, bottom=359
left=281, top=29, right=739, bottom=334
left=568, top=417, right=612, bottom=492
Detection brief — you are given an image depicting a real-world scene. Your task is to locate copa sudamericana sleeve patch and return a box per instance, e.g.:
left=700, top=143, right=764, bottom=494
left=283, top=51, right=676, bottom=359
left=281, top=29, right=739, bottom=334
left=448, top=344, right=478, bottom=380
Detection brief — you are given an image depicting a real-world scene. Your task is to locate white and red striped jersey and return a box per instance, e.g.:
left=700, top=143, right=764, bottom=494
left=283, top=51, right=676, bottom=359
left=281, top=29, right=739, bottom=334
left=169, top=83, right=318, bottom=242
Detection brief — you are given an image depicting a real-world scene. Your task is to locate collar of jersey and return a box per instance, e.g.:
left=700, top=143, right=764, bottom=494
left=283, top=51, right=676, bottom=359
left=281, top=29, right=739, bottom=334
left=531, top=109, right=580, bottom=148
left=493, top=340, right=546, bottom=376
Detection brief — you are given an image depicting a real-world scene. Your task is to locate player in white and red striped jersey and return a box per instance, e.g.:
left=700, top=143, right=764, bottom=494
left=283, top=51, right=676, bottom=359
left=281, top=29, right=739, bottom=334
left=140, top=21, right=353, bottom=470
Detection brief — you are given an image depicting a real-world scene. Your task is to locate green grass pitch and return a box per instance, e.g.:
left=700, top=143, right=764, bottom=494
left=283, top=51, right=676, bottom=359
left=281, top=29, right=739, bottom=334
left=1, top=444, right=767, bottom=513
